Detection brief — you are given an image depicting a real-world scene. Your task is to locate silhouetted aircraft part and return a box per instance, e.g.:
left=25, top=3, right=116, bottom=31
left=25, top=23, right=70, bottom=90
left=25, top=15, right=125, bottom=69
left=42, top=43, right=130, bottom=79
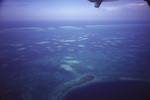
left=145, top=0, right=150, bottom=7
left=88, top=0, right=103, bottom=8
left=95, top=0, right=103, bottom=8
left=88, top=0, right=118, bottom=8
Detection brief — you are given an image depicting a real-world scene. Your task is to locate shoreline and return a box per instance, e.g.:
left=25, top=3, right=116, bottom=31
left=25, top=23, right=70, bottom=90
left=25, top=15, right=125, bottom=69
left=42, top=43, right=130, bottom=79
left=49, top=74, right=95, bottom=100
left=61, top=79, right=150, bottom=100
left=50, top=74, right=150, bottom=100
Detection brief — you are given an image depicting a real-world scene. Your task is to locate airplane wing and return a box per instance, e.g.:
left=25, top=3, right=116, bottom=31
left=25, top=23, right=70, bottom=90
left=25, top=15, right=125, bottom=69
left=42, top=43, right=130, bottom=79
left=88, top=0, right=118, bottom=8
left=88, top=0, right=103, bottom=8
left=145, top=0, right=150, bottom=7
left=95, top=0, right=103, bottom=8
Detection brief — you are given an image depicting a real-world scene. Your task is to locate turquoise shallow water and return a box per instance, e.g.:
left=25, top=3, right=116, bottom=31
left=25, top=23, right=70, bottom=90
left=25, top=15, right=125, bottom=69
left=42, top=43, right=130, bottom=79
left=0, top=22, right=150, bottom=100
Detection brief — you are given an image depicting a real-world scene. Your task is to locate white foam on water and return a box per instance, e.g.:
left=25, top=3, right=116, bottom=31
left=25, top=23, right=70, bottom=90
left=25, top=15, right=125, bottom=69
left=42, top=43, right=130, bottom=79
left=78, top=38, right=89, bottom=41
left=78, top=45, right=85, bottom=47
left=46, top=47, right=51, bottom=49
left=85, top=25, right=103, bottom=28
left=59, top=26, right=83, bottom=30
left=28, top=45, right=34, bottom=48
left=61, top=64, right=73, bottom=71
left=60, top=39, right=76, bottom=43
left=87, top=66, right=94, bottom=70
left=53, top=42, right=58, bottom=45
left=9, top=43, right=24, bottom=47
left=67, top=48, right=74, bottom=51
left=63, top=56, right=74, bottom=60
left=47, top=27, right=55, bottom=30
left=21, top=27, right=44, bottom=31
left=35, top=41, right=50, bottom=44
left=17, top=47, right=26, bottom=51
left=57, top=46, right=63, bottom=48
left=63, top=60, right=80, bottom=65
left=64, top=43, right=70, bottom=45
left=5, top=27, right=45, bottom=31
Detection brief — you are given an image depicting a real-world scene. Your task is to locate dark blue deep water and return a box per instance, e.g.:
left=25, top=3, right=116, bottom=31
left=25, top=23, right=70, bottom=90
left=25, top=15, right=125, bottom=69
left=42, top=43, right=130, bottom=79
left=0, top=20, right=150, bottom=100
left=62, top=80, right=150, bottom=100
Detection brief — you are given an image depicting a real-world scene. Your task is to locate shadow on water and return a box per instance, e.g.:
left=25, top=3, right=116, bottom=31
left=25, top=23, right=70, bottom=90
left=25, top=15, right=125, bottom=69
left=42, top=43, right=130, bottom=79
left=62, top=80, right=150, bottom=100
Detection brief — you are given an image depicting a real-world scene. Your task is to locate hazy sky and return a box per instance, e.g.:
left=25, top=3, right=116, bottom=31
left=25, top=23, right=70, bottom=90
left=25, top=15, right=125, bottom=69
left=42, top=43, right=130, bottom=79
left=0, top=0, right=150, bottom=21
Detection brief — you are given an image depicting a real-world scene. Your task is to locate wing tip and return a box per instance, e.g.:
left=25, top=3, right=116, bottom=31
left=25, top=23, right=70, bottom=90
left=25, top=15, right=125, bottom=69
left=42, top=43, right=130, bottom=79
left=144, top=0, right=150, bottom=7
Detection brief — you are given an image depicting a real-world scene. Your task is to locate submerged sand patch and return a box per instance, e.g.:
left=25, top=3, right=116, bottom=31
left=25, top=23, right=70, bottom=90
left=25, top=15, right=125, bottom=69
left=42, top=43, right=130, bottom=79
left=61, top=64, right=73, bottom=71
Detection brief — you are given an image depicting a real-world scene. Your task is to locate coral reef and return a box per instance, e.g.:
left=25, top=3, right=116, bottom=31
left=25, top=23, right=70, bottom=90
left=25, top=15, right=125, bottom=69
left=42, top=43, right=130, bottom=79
left=50, top=74, right=95, bottom=100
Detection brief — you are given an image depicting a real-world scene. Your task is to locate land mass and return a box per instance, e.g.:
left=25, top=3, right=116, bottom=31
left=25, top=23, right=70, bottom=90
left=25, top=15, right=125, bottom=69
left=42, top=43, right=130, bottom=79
left=51, top=74, right=95, bottom=100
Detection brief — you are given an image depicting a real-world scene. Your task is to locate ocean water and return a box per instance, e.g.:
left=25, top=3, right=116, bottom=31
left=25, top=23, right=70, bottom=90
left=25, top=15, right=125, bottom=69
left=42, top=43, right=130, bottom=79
left=62, top=80, right=150, bottom=100
left=0, top=20, right=150, bottom=100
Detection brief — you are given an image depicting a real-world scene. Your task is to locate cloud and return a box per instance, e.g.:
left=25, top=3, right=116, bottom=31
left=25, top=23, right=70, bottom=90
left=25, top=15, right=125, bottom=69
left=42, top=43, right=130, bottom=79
left=125, top=3, right=146, bottom=9
left=127, top=3, right=146, bottom=6
left=103, top=3, right=146, bottom=11
left=103, top=6, right=121, bottom=11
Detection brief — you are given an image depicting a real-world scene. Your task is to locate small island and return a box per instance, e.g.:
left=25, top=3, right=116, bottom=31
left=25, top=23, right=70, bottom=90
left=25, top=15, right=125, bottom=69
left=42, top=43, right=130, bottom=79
left=51, top=74, right=95, bottom=100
